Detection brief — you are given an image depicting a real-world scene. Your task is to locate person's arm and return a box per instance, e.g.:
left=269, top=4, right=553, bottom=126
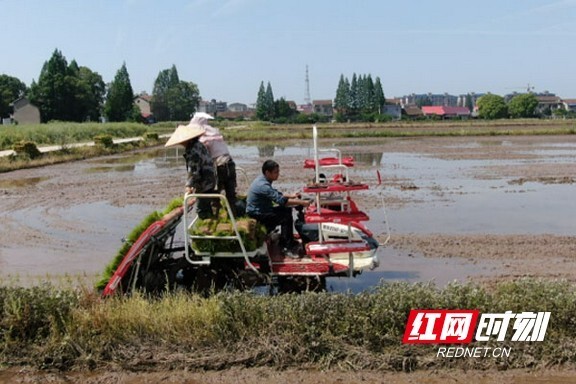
left=283, top=192, right=311, bottom=207
left=285, top=197, right=311, bottom=207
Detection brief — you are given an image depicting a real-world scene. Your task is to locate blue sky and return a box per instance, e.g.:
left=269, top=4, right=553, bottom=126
left=2, top=0, right=576, bottom=105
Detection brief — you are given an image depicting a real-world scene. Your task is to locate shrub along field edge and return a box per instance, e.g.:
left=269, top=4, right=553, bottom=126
left=1, top=279, right=575, bottom=372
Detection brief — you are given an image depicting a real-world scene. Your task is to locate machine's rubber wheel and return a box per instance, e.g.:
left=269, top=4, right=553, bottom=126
left=277, top=275, right=326, bottom=294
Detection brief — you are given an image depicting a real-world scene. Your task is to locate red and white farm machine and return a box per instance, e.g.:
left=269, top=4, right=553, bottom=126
left=102, top=126, right=389, bottom=296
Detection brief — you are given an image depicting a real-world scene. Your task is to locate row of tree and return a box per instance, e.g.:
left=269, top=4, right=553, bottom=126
left=27, top=49, right=133, bottom=123
left=334, top=74, right=385, bottom=121
left=253, top=73, right=387, bottom=123
left=254, top=81, right=299, bottom=122
left=27, top=50, right=108, bottom=122
left=0, top=49, right=201, bottom=123
left=477, top=93, right=540, bottom=119
left=1, top=50, right=560, bottom=124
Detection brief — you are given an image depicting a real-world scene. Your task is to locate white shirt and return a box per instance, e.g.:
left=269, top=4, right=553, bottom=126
left=199, top=125, right=230, bottom=161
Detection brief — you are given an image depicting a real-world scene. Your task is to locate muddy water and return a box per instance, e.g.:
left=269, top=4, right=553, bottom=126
left=379, top=151, right=576, bottom=235
left=1, top=136, right=574, bottom=290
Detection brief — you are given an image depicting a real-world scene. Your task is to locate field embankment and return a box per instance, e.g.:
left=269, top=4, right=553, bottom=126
left=1, top=279, right=576, bottom=374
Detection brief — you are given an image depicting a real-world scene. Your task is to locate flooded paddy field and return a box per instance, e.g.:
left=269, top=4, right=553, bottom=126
left=0, top=135, right=575, bottom=289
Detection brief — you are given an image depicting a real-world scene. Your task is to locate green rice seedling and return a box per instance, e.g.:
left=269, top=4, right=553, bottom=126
left=95, top=197, right=183, bottom=290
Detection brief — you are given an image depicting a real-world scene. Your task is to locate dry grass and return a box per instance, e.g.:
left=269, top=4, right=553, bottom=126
left=1, top=279, right=576, bottom=372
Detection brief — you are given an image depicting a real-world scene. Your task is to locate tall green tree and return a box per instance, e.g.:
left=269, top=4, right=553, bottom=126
left=77, top=66, right=106, bottom=122
left=255, top=81, right=276, bottom=121
left=151, top=65, right=200, bottom=121
left=29, top=49, right=71, bottom=122
left=334, top=74, right=350, bottom=115
left=29, top=50, right=105, bottom=122
left=104, top=63, right=135, bottom=122
left=66, top=61, right=106, bottom=122
left=334, top=73, right=385, bottom=120
left=167, top=81, right=200, bottom=121
left=362, top=74, right=375, bottom=113
left=356, top=75, right=365, bottom=113
left=508, top=93, right=538, bottom=118
left=274, top=97, right=296, bottom=119
left=0, top=74, right=26, bottom=118
left=477, top=94, right=508, bottom=119
left=373, top=77, right=385, bottom=114
left=265, top=82, right=275, bottom=119
left=255, top=81, right=267, bottom=120
left=349, top=73, right=359, bottom=115
left=151, top=67, right=176, bottom=121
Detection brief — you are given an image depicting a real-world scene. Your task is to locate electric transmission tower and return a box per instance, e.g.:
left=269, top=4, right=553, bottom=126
left=304, top=65, right=311, bottom=106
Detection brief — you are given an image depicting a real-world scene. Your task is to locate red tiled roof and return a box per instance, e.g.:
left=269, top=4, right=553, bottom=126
left=421, top=106, right=470, bottom=116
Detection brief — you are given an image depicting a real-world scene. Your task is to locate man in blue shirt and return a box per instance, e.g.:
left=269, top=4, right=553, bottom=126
left=246, top=160, right=310, bottom=258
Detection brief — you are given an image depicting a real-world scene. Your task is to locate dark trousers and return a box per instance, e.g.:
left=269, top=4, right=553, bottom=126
left=216, top=160, right=237, bottom=215
left=249, top=206, right=295, bottom=247
left=196, top=192, right=216, bottom=219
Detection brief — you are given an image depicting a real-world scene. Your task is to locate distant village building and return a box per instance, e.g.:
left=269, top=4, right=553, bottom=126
left=312, top=99, right=333, bottom=116
left=219, top=110, right=255, bottom=120
left=297, top=104, right=314, bottom=114
left=382, top=104, right=402, bottom=120
left=402, top=105, right=424, bottom=119
left=534, top=93, right=562, bottom=115
left=457, top=93, right=485, bottom=108
left=134, top=93, right=152, bottom=115
left=134, top=92, right=155, bottom=123
left=504, top=91, right=563, bottom=116
left=400, top=93, right=458, bottom=107
left=11, top=97, right=40, bottom=125
left=198, top=99, right=227, bottom=115
left=227, top=102, right=248, bottom=112
left=560, top=99, right=576, bottom=113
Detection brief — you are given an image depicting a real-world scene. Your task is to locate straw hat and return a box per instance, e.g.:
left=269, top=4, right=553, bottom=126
left=165, top=123, right=206, bottom=147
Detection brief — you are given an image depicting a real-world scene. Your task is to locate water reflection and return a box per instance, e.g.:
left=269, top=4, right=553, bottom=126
left=258, top=144, right=276, bottom=157
left=0, top=177, right=47, bottom=188
left=85, top=165, right=135, bottom=173
left=347, top=151, right=383, bottom=166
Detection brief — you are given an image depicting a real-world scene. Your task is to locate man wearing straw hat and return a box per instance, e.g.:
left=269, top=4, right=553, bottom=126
left=165, top=122, right=216, bottom=219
